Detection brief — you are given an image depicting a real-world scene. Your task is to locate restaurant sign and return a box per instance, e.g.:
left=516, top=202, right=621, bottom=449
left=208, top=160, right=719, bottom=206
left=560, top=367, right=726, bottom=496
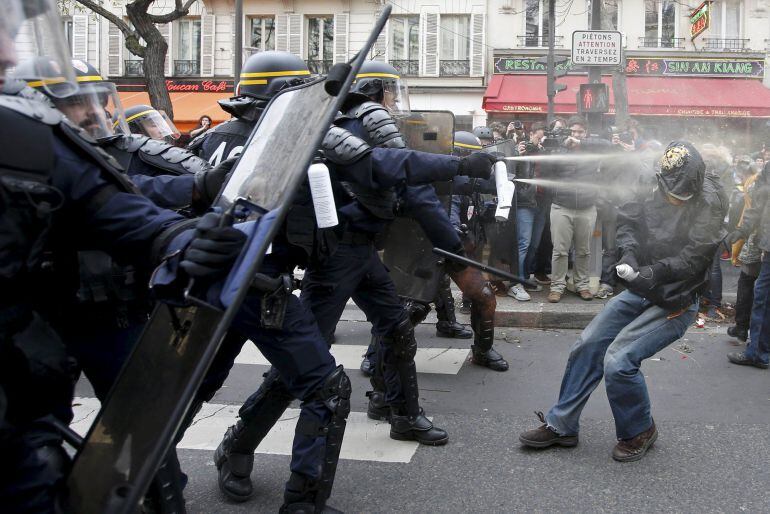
left=690, top=1, right=710, bottom=41
left=114, top=78, right=235, bottom=93
left=494, top=55, right=764, bottom=79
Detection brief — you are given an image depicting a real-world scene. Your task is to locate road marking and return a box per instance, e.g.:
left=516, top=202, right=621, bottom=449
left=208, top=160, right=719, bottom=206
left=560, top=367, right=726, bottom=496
left=71, top=398, right=420, bottom=463
left=235, top=344, right=469, bottom=375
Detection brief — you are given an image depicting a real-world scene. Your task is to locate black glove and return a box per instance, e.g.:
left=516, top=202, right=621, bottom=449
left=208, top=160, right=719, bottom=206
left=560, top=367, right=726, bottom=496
left=725, top=230, right=744, bottom=247
left=615, top=251, right=639, bottom=271
left=457, top=153, right=497, bottom=179
left=630, top=263, right=668, bottom=294
left=455, top=223, right=469, bottom=238
left=180, top=212, right=246, bottom=278
left=193, top=157, right=237, bottom=210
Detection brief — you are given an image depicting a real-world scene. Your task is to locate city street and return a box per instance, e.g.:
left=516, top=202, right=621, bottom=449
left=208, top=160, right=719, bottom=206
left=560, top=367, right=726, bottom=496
left=72, top=300, right=770, bottom=513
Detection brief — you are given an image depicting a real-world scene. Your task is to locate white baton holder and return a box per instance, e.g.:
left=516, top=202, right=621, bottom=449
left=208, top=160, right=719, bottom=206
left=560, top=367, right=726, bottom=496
left=308, top=163, right=339, bottom=228
left=493, top=161, right=515, bottom=222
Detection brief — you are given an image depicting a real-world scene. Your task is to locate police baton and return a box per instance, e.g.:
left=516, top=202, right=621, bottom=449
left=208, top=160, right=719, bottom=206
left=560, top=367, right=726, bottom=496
left=433, top=247, right=539, bottom=288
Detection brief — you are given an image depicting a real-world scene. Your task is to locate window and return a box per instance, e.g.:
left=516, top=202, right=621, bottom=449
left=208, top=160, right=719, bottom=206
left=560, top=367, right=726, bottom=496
left=588, top=0, right=620, bottom=30
left=440, top=15, right=470, bottom=60
left=176, top=18, right=201, bottom=61
left=644, top=0, right=677, bottom=46
left=525, top=0, right=551, bottom=47
left=62, top=18, right=73, bottom=50
left=388, top=16, right=419, bottom=61
left=307, top=16, right=333, bottom=63
left=175, top=18, right=201, bottom=75
left=710, top=0, right=742, bottom=40
left=250, top=17, right=275, bottom=52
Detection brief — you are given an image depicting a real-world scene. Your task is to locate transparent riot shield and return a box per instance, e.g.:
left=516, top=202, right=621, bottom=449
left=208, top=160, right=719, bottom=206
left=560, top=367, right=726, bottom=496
left=66, top=7, right=393, bottom=513
left=382, top=111, right=454, bottom=303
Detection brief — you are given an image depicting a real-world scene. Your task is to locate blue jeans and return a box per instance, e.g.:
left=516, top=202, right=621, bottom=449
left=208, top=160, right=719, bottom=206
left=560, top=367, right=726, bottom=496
left=545, top=290, right=697, bottom=439
left=516, top=207, right=537, bottom=278
left=745, top=256, right=770, bottom=364
left=524, top=202, right=549, bottom=277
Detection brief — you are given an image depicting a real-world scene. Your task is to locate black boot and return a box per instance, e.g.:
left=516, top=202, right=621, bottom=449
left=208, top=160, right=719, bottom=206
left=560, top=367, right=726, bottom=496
left=470, top=316, right=508, bottom=372
left=214, top=367, right=293, bottom=502
left=280, top=473, right=343, bottom=513
left=727, top=325, right=748, bottom=342
left=389, top=406, right=449, bottom=446
left=359, top=335, right=377, bottom=377
left=434, top=274, right=472, bottom=339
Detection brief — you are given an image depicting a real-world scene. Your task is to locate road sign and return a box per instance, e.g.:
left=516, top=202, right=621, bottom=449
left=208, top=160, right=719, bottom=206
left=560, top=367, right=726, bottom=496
left=571, top=30, right=622, bottom=66
left=690, top=1, right=710, bottom=41
left=578, top=83, right=610, bottom=114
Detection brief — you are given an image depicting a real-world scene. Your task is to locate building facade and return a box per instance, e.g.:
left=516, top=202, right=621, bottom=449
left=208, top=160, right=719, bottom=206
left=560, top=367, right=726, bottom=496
left=51, top=0, right=770, bottom=143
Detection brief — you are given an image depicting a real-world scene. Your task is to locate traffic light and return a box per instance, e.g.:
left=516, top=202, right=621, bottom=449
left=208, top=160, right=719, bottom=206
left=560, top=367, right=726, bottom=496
left=537, top=55, right=569, bottom=96
left=578, top=83, right=609, bottom=114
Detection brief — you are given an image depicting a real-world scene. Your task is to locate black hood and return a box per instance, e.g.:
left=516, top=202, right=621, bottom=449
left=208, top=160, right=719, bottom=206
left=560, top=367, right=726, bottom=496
left=656, top=140, right=704, bottom=201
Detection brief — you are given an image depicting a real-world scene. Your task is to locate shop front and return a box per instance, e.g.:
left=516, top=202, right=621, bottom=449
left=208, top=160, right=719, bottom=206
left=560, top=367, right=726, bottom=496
left=483, top=53, right=770, bottom=150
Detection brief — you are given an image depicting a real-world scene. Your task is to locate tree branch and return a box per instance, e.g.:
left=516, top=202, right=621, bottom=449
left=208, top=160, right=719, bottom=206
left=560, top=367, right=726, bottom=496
left=75, top=0, right=147, bottom=57
left=147, top=0, right=199, bottom=24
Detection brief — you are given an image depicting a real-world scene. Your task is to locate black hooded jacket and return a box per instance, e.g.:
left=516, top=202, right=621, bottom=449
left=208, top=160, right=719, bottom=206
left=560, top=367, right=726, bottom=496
left=616, top=142, right=728, bottom=311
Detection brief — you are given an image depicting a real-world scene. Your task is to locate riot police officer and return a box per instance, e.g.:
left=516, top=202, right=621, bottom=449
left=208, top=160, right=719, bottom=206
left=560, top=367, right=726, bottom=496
left=122, top=103, right=181, bottom=142
left=189, top=50, right=311, bottom=165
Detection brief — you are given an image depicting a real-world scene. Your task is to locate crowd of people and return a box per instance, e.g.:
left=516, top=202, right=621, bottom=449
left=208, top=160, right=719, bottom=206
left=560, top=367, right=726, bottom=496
left=3, top=1, right=769, bottom=512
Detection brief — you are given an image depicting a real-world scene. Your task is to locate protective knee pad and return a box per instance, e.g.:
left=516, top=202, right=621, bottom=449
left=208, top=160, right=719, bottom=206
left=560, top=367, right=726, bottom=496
left=401, top=297, right=432, bottom=326
left=470, top=283, right=495, bottom=351
left=388, top=317, right=417, bottom=361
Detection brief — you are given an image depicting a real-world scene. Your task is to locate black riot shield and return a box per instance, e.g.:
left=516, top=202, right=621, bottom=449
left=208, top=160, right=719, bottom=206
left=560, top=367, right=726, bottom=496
left=66, top=8, right=392, bottom=514
left=381, top=111, right=454, bottom=303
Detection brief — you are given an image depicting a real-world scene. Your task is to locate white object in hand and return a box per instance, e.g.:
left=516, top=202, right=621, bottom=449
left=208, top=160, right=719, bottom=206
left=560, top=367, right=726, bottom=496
left=493, top=161, right=515, bottom=221
left=615, top=264, right=639, bottom=281
left=308, top=163, right=338, bottom=228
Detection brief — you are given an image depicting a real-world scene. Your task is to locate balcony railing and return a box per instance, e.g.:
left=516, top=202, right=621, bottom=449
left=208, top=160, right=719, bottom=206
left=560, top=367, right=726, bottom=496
left=305, top=59, right=333, bottom=74
left=124, top=60, right=144, bottom=77
left=173, top=60, right=200, bottom=76
left=389, top=59, right=419, bottom=76
left=517, top=34, right=564, bottom=48
left=638, top=37, right=684, bottom=49
left=439, top=60, right=470, bottom=76
left=702, top=38, right=751, bottom=51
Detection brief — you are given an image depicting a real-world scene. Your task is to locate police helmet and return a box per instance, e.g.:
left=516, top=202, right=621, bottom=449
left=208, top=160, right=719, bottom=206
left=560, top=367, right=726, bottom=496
left=236, top=51, right=311, bottom=101
left=453, top=131, right=483, bottom=157
left=473, top=126, right=494, bottom=143
left=15, top=58, right=128, bottom=139
left=120, top=104, right=181, bottom=142
left=351, top=60, right=410, bottom=116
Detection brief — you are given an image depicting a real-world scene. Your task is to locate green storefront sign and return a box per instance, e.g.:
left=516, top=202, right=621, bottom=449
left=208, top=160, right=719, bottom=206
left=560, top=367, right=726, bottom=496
left=493, top=56, right=764, bottom=78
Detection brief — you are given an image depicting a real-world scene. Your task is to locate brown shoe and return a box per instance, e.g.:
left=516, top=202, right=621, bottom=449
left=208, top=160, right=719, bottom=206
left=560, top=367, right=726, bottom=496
left=578, top=289, right=593, bottom=301
left=519, top=411, right=578, bottom=448
left=612, top=422, right=658, bottom=462
left=547, top=291, right=562, bottom=303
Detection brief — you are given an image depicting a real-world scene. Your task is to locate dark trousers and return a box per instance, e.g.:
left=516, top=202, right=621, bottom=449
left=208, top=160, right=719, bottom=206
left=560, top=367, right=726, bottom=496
left=526, top=200, right=552, bottom=276
left=598, top=203, right=618, bottom=287
left=735, top=270, right=758, bottom=330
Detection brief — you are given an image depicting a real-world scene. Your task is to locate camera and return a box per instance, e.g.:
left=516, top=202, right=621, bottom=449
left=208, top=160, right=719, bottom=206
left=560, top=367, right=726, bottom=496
left=609, top=126, right=634, bottom=145
left=541, top=127, right=569, bottom=152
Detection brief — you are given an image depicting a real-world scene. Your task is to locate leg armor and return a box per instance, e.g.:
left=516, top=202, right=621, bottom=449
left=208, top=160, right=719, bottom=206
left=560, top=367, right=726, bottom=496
left=144, top=450, right=187, bottom=514
left=282, top=366, right=351, bottom=513
left=451, top=267, right=509, bottom=372
left=365, top=335, right=389, bottom=421
left=214, top=367, right=294, bottom=502
left=433, top=273, right=472, bottom=339
left=381, top=318, right=448, bottom=446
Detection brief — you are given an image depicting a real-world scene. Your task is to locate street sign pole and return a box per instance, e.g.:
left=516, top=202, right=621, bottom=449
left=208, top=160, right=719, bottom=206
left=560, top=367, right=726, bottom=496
left=587, top=0, right=602, bottom=134
left=546, top=0, right=557, bottom=124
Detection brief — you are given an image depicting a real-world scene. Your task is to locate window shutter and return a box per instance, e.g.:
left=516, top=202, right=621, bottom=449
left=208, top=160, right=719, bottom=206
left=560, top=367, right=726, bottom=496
left=333, top=13, right=349, bottom=64
left=72, top=14, right=88, bottom=61
left=469, top=13, right=485, bottom=77
left=157, top=23, right=172, bottom=75
left=288, top=13, right=303, bottom=57
left=201, top=14, right=215, bottom=76
left=276, top=14, right=289, bottom=52
left=372, top=10, right=388, bottom=60
left=88, top=15, right=100, bottom=64
left=421, top=12, right=439, bottom=77
left=107, top=22, right=122, bottom=76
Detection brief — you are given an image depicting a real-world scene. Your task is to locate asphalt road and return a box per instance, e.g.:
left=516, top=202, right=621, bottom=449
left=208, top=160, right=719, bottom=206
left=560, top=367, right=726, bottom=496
left=111, top=313, right=768, bottom=514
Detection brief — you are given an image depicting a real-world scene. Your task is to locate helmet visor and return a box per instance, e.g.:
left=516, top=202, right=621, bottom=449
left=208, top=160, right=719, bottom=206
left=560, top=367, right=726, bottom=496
left=124, top=109, right=181, bottom=141
left=53, top=81, right=127, bottom=139
left=356, top=72, right=410, bottom=116
left=6, top=0, right=76, bottom=97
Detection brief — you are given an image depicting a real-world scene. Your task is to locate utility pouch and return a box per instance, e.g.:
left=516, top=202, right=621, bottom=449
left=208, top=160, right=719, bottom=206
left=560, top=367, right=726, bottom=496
left=252, top=273, right=294, bottom=330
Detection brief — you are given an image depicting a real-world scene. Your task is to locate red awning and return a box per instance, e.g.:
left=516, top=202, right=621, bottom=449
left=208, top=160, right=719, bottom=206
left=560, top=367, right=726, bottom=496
left=482, top=75, right=770, bottom=117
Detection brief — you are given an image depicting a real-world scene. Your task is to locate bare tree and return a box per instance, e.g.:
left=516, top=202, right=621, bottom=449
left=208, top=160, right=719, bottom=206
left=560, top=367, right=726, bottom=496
left=74, top=0, right=199, bottom=118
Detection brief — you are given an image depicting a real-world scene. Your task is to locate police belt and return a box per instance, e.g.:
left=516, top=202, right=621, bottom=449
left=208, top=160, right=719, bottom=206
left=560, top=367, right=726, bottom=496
left=339, top=230, right=376, bottom=245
